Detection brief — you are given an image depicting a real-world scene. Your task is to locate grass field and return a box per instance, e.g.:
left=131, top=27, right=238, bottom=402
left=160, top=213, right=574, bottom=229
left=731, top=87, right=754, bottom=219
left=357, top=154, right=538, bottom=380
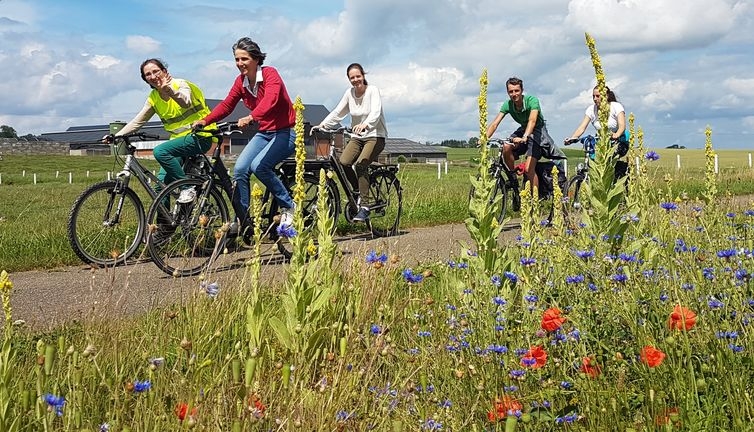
left=1, top=151, right=753, bottom=272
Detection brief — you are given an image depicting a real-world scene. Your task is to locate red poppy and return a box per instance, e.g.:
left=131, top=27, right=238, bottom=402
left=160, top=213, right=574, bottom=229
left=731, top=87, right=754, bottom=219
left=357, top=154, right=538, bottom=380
left=580, top=356, right=601, bottom=378
left=521, top=345, right=548, bottom=369
left=668, top=305, right=697, bottom=331
left=487, top=396, right=523, bottom=422
left=655, top=407, right=681, bottom=426
left=248, top=394, right=266, bottom=418
left=641, top=346, right=666, bottom=368
left=175, top=402, right=197, bottom=421
left=541, top=308, right=566, bottom=332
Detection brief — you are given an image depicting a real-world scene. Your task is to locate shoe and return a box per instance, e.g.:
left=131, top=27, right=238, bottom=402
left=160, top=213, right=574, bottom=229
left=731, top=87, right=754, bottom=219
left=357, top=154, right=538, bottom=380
left=280, top=207, right=294, bottom=227
left=177, top=187, right=196, bottom=204
left=227, top=221, right=239, bottom=236
left=353, top=207, right=370, bottom=222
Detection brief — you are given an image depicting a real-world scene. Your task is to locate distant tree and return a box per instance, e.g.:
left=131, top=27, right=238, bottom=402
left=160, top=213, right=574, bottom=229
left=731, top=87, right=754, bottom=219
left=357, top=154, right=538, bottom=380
left=0, top=125, right=18, bottom=138
left=440, top=139, right=468, bottom=148
left=468, top=137, right=479, bottom=148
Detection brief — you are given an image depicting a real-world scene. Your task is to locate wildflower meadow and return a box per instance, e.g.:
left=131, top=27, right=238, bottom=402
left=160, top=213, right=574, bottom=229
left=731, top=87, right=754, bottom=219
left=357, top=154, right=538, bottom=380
left=1, top=34, right=753, bottom=431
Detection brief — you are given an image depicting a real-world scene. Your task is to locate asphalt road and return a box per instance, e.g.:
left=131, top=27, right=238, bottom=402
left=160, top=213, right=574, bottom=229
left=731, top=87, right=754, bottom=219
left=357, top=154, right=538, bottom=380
left=9, top=222, right=520, bottom=330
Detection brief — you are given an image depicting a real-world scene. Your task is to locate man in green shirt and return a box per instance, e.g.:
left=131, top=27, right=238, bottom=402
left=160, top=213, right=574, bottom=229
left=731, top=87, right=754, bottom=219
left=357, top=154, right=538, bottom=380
left=486, top=77, right=564, bottom=192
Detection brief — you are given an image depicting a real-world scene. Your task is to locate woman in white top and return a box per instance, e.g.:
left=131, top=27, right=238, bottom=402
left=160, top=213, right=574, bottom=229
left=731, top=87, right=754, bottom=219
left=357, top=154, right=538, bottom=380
left=318, top=63, right=388, bottom=222
left=566, top=86, right=629, bottom=178
left=567, top=86, right=627, bottom=143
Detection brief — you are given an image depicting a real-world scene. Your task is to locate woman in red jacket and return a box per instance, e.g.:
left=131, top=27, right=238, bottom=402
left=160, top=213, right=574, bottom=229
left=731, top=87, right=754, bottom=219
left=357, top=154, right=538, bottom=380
left=194, top=37, right=296, bottom=232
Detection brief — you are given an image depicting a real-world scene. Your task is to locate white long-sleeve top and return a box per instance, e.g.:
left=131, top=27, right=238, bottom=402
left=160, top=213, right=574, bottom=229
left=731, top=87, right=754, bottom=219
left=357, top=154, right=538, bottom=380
left=320, top=85, right=388, bottom=138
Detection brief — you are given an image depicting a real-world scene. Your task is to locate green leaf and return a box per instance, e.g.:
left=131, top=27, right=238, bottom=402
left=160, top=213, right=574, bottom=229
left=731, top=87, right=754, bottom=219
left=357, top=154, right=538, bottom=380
left=268, top=317, right=294, bottom=351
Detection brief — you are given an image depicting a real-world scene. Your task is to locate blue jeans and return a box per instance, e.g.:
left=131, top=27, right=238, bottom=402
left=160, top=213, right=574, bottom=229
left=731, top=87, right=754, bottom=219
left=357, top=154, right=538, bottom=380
left=234, top=128, right=295, bottom=220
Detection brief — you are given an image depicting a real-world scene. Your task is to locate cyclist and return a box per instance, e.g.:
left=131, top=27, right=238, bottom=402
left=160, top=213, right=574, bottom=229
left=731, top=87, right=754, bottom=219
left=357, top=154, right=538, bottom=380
left=316, top=63, right=388, bottom=222
left=565, top=85, right=629, bottom=179
left=193, top=37, right=296, bottom=233
left=111, top=58, right=217, bottom=202
left=486, top=77, right=566, bottom=192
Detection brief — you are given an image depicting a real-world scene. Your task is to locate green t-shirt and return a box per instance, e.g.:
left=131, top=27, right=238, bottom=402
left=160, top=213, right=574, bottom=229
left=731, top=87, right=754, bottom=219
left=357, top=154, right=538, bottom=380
left=500, top=94, right=545, bottom=128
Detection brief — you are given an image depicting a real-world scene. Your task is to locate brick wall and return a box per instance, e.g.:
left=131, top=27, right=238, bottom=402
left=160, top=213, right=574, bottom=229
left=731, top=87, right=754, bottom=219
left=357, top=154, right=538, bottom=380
left=0, top=138, right=69, bottom=155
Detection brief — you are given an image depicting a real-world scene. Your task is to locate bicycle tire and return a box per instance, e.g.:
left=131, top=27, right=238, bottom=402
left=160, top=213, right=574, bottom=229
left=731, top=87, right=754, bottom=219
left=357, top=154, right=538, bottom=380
left=146, top=178, right=230, bottom=277
left=368, top=170, right=402, bottom=237
left=565, top=175, right=586, bottom=223
left=67, top=180, right=145, bottom=266
left=469, top=175, right=509, bottom=225
left=274, top=173, right=341, bottom=260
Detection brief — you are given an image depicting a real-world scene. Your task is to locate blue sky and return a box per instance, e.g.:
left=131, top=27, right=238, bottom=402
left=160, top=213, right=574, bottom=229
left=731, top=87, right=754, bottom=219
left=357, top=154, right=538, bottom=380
left=1, top=0, right=753, bottom=149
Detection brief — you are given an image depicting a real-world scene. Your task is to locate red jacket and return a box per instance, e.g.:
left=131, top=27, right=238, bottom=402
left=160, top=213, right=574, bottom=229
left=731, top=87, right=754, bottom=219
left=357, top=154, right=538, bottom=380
left=204, top=66, right=295, bottom=131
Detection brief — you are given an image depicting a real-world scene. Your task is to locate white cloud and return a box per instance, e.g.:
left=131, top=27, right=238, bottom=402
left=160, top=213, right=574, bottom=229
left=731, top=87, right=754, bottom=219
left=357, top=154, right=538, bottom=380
left=87, top=54, right=121, bottom=70
left=566, top=0, right=740, bottom=51
left=125, top=35, right=161, bottom=54
left=724, top=77, right=754, bottom=98
left=640, top=79, right=689, bottom=111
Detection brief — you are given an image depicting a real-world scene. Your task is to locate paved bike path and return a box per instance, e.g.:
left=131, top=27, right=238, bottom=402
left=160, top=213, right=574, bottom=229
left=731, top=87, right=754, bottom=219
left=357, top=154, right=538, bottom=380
left=10, top=221, right=521, bottom=330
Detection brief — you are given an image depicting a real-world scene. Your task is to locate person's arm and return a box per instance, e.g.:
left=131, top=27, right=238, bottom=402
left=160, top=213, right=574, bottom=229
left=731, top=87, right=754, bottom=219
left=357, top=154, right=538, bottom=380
left=568, top=115, right=591, bottom=142
left=613, top=104, right=626, bottom=140
left=354, top=86, right=383, bottom=134
left=319, top=90, right=351, bottom=129
left=198, top=76, right=243, bottom=126
left=486, top=112, right=505, bottom=138
left=161, top=78, right=192, bottom=109
left=114, top=100, right=155, bottom=136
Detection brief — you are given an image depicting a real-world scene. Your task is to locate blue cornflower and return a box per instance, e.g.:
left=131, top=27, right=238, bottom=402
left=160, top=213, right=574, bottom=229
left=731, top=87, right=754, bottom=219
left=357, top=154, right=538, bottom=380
left=370, top=324, right=382, bottom=335
left=467, top=249, right=478, bottom=257
left=716, top=330, right=738, bottom=339
left=417, top=330, right=432, bottom=337
left=133, top=380, right=151, bottom=393
left=366, top=250, right=388, bottom=264
left=745, top=209, right=754, bottom=216
left=659, top=292, right=669, bottom=302
left=568, top=329, right=581, bottom=342
left=491, top=275, right=502, bottom=287
left=521, top=357, right=537, bottom=367
left=735, top=269, right=749, bottom=280
left=618, top=252, right=638, bottom=263
left=99, top=423, right=110, bottom=432
left=276, top=223, right=297, bottom=238
left=504, top=271, right=518, bottom=283
left=504, top=385, right=519, bottom=392
left=587, top=283, right=598, bottom=292
left=560, top=381, right=573, bottom=389
left=729, top=344, right=744, bottom=353
left=524, top=293, right=538, bottom=303
left=645, top=151, right=660, bottom=161
left=421, top=418, right=443, bottom=430
left=520, top=257, right=537, bottom=266
left=336, top=410, right=355, bottom=421
left=660, top=202, right=678, bottom=211
left=708, top=298, right=724, bottom=309
left=438, top=399, right=452, bottom=408
left=407, top=347, right=420, bottom=355
left=611, top=273, right=628, bottom=283
left=717, top=249, right=737, bottom=259
left=402, top=268, right=424, bottom=283
left=574, top=249, right=595, bottom=259
left=681, top=283, right=695, bottom=291
left=446, top=260, right=456, bottom=268
left=509, top=369, right=526, bottom=379
left=556, top=413, right=579, bottom=424
left=43, top=394, right=65, bottom=416
left=493, top=296, right=507, bottom=306
left=487, top=344, right=508, bottom=354
left=446, top=304, right=457, bottom=311
left=702, top=268, right=715, bottom=280
left=726, top=212, right=736, bottom=218
left=457, top=262, right=468, bottom=269
left=565, top=274, right=585, bottom=284
left=202, top=281, right=219, bottom=298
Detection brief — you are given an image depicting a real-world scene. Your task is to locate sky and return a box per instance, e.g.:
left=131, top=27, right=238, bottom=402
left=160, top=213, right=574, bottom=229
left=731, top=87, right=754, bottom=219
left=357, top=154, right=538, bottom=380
left=1, top=0, right=753, bottom=149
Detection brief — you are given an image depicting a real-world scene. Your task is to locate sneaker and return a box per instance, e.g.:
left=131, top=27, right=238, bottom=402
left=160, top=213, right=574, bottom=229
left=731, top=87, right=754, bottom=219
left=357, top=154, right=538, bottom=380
left=280, top=208, right=294, bottom=227
left=177, top=187, right=196, bottom=204
left=353, top=207, right=370, bottom=222
left=227, top=221, right=239, bottom=236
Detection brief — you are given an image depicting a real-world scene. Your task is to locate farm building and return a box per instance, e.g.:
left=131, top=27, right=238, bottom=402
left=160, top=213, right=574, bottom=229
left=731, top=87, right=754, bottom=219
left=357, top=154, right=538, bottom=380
left=39, top=100, right=446, bottom=162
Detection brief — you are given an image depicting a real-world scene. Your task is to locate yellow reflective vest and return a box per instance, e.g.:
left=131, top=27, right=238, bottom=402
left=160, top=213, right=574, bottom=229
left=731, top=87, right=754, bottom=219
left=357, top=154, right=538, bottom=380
left=148, top=79, right=216, bottom=138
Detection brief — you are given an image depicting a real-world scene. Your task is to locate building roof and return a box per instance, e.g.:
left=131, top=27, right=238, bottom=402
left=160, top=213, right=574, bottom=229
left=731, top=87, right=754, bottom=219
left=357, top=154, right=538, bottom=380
left=384, top=138, right=446, bottom=156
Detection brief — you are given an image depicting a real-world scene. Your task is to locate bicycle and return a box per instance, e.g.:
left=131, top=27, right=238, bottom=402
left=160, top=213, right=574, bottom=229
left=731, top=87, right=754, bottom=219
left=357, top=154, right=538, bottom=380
left=469, top=138, right=567, bottom=225
left=67, top=132, right=210, bottom=266
left=144, top=122, right=338, bottom=276
left=309, top=126, right=403, bottom=238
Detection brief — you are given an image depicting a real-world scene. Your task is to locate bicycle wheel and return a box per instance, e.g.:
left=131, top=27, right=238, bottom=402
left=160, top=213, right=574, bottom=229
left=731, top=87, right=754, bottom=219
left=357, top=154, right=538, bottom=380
left=146, top=178, right=230, bottom=277
left=367, top=170, right=402, bottom=237
left=274, top=173, right=340, bottom=260
left=67, top=180, right=145, bottom=266
left=469, top=175, right=509, bottom=224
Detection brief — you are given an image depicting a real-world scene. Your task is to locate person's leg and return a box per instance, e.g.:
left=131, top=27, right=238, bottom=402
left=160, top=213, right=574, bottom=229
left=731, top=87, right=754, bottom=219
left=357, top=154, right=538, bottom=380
left=233, top=133, right=268, bottom=221
left=353, top=138, right=385, bottom=204
left=339, top=138, right=364, bottom=193
left=153, top=135, right=213, bottom=186
left=249, top=128, right=296, bottom=211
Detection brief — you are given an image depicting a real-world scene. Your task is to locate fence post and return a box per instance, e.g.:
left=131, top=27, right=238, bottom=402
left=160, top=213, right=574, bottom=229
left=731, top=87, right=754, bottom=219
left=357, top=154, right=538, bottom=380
left=33, top=173, right=37, bottom=185
left=0, top=173, right=2, bottom=185
left=86, top=170, right=90, bottom=178
left=22, top=170, right=26, bottom=177
left=714, top=154, right=719, bottom=174
left=676, top=154, right=681, bottom=170
left=749, top=153, right=752, bottom=168
left=437, top=162, right=441, bottom=179
left=635, top=156, right=641, bottom=175
left=107, top=171, right=111, bottom=181
left=69, top=172, right=72, bottom=184
left=444, top=161, right=448, bottom=174
left=56, top=170, right=59, bottom=178
left=563, top=160, right=568, bottom=177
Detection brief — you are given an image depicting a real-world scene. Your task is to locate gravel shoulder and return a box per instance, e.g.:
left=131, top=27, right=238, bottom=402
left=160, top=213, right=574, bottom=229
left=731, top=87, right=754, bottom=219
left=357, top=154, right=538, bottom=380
left=10, top=221, right=521, bottom=330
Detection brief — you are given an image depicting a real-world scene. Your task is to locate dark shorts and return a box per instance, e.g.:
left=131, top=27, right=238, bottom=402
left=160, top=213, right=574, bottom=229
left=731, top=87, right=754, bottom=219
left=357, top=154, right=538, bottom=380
left=508, top=125, right=563, bottom=161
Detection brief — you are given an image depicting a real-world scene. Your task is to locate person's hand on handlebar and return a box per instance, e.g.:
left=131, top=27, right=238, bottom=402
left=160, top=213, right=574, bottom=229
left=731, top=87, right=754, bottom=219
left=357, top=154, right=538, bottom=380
left=101, top=134, right=115, bottom=143
left=191, top=120, right=207, bottom=132
left=564, top=137, right=579, bottom=146
left=238, top=114, right=254, bottom=129
left=352, top=123, right=368, bottom=135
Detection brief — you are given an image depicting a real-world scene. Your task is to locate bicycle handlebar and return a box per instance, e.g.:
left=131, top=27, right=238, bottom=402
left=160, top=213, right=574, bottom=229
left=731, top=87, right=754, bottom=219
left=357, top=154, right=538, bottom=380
left=311, top=125, right=354, bottom=135
left=193, top=121, right=243, bottom=136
